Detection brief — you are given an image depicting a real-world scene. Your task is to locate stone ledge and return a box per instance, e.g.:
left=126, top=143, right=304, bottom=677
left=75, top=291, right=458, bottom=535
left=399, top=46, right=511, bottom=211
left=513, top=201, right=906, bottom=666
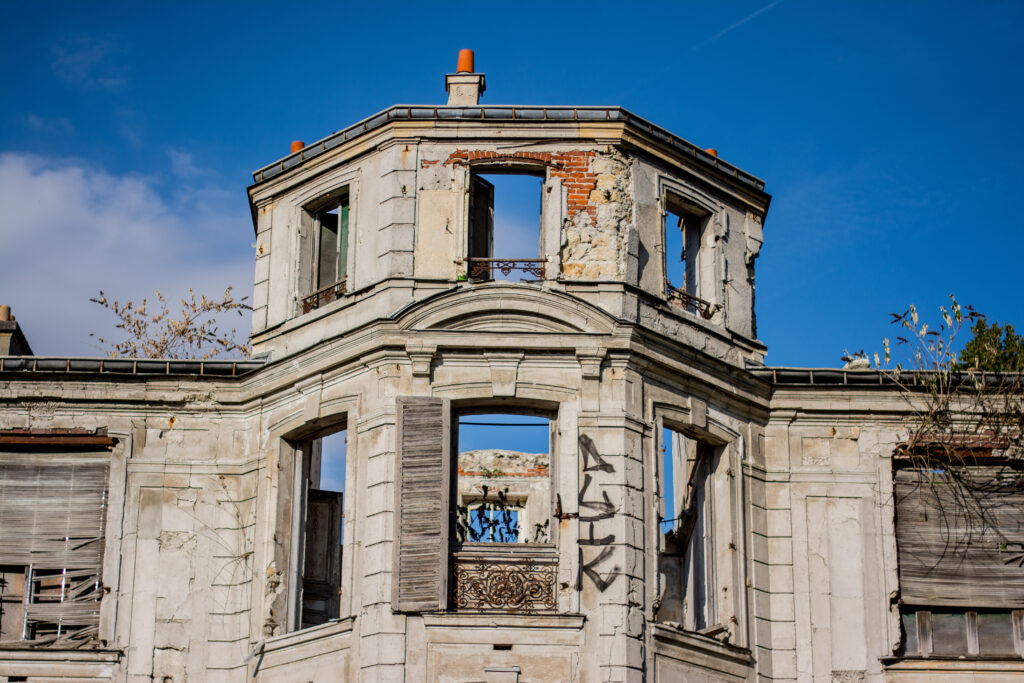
left=651, top=624, right=752, bottom=666
left=0, top=648, right=121, bottom=679
left=883, top=657, right=1024, bottom=674
left=422, top=613, right=585, bottom=630
left=263, top=616, right=355, bottom=652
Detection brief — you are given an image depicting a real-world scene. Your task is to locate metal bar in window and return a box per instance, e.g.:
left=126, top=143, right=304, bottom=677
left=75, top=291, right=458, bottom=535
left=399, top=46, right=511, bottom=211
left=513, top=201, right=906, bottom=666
left=301, top=278, right=348, bottom=314
left=466, top=258, right=547, bottom=279
left=665, top=281, right=719, bottom=320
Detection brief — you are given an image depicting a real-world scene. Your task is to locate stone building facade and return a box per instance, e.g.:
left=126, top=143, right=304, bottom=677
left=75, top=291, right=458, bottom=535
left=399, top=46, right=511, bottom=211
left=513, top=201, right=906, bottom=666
left=0, top=54, right=1021, bottom=681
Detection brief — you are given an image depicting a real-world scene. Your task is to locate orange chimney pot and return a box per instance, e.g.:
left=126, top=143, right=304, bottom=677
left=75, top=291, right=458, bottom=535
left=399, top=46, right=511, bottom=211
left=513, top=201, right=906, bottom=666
left=291, top=140, right=306, bottom=154
left=705, top=148, right=718, bottom=157
left=456, top=49, right=475, bottom=73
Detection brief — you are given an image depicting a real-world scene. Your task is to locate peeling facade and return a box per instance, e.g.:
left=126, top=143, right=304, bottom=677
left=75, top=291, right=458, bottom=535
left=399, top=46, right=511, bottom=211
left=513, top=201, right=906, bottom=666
left=1, top=56, right=1021, bottom=682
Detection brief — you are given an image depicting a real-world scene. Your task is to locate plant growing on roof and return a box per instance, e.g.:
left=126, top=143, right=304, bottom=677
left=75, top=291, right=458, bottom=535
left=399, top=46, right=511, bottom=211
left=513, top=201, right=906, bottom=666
left=90, top=287, right=252, bottom=359
left=871, top=296, right=1023, bottom=568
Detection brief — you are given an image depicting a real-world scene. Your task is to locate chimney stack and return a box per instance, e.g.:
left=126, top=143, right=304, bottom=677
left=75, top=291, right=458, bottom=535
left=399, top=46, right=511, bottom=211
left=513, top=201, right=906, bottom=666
left=0, top=305, right=33, bottom=356
left=445, top=49, right=485, bottom=106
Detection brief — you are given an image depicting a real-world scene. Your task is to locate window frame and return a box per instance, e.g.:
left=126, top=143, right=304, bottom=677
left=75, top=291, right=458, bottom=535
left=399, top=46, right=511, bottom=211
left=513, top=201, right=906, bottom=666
left=280, top=420, right=349, bottom=633
left=465, top=165, right=548, bottom=282
left=893, top=459, right=1024, bottom=659
left=0, top=432, right=118, bottom=648
left=652, top=409, right=745, bottom=645
left=901, top=607, right=1024, bottom=658
left=299, top=187, right=352, bottom=314
left=659, top=187, right=721, bottom=320
left=451, top=406, right=558, bottom=551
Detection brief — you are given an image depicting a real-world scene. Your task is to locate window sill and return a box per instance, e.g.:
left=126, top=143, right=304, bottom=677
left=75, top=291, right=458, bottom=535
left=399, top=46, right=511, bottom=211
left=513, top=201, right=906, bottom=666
left=422, top=612, right=584, bottom=630
left=882, top=657, right=1024, bottom=671
left=453, top=543, right=557, bottom=554
left=264, top=616, right=355, bottom=652
left=651, top=624, right=750, bottom=664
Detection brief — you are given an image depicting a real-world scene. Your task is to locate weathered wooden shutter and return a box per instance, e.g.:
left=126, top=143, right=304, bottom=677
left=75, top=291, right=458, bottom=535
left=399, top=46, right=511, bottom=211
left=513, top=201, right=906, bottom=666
left=393, top=397, right=450, bottom=612
left=895, top=467, right=1024, bottom=607
left=338, top=199, right=349, bottom=281
left=0, top=454, right=109, bottom=639
left=300, top=489, right=342, bottom=628
left=468, top=176, right=494, bottom=268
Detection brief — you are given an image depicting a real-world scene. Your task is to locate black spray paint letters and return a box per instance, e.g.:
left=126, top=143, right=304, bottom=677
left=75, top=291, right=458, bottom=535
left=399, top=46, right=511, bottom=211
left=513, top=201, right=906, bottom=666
left=576, top=434, right=620, bottom=591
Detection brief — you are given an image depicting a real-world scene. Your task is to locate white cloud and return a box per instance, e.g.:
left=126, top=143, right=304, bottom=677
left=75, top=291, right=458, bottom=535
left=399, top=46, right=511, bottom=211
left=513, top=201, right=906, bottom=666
left=0, top=153, right=253, bottom=356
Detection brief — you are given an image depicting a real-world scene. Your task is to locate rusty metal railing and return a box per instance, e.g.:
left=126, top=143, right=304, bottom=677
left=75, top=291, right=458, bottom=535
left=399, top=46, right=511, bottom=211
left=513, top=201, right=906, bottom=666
left=468, top=258, right=547, bottom=280
left=666, top=281, right=719, bottom=320
left=451, top=552, right=557, bottom=612
left=301, top=278, right=347, bottom=313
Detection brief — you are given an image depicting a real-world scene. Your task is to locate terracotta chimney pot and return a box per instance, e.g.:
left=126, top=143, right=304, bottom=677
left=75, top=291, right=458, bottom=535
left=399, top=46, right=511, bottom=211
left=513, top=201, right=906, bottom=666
left=456, top=49, right=475, bottom=73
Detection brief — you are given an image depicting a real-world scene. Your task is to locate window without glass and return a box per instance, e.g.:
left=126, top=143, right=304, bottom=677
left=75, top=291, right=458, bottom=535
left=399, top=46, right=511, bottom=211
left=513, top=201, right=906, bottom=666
left=302, top=191, right=350, bottom=313
left=392, top=400, right=560, bottom=614
left=468, top=172, right=544, bottom=282
left=294, top=428, right=346, bottom=630
left=664, top=194, right=711, bottom=313
left=657, top=427, right=721, bottom=633
left=0, top=453, right=109, bottom=646
left=454, top=413, right=552, bottom=545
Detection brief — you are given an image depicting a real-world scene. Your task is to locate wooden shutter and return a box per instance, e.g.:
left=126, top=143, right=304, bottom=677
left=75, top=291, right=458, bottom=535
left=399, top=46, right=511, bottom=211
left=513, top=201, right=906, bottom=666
left=338, top=199, right=350, bottom=281
left=895, top=467, right=1024, bottom=607
left=468, top=176, right=494, bottom=270
left=300, top=489, right=342, bottom=628
left=393, top=397, right=450, bottom=612
left=0, top=453, right=109, bottom=640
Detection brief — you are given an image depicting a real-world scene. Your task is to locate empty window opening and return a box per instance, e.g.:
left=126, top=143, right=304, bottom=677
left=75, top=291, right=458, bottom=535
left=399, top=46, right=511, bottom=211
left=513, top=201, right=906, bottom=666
left=657, top=428, right=717, bottom=632
left=455, top=413, right=552, bottom=544
left=664, top=196, right=710, bottom=302
left=298, top=428, right=346, bottom=629
left=315, top=199, right=349, bottom=290
left=469, top=173, right=544, bottom=282
left=302, top=191, right=350, bottom=313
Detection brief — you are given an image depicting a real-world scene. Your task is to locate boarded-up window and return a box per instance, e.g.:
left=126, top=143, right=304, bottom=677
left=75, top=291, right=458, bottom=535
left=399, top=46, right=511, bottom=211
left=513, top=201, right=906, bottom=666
left=0, top=454, right=108, bottom=645
left=895, top=467, right=1024, bottom=608
left=392, top=397, right=450, bottom=612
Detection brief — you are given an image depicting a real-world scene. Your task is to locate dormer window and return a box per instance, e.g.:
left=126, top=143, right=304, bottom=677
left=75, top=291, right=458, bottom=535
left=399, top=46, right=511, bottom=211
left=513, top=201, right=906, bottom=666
left=664, top=193, right=718, bottom=320
left=302, top=190, right=350, bottom=313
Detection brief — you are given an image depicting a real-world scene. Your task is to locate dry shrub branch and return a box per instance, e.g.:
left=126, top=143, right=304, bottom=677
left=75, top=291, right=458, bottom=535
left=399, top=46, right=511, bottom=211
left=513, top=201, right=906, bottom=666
left=873, top=296, right=1023, bottom=561
left=90, top=287, right=252, bottom=359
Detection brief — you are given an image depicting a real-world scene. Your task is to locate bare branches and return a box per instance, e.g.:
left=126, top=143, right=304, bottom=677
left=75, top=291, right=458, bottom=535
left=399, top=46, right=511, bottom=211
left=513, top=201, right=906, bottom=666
left=873, top=296, right=1023, bottom=566
left=90, top=287, right=252, bottom=359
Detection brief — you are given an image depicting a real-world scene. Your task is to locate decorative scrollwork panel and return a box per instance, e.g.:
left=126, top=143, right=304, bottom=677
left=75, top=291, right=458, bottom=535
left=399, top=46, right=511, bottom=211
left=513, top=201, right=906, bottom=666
left=452, top=556, right=557, bottom=612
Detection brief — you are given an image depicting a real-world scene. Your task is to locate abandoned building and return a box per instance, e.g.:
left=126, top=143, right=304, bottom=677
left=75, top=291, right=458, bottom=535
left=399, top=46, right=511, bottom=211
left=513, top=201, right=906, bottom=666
left=1, top=50, right=1021, bottom=682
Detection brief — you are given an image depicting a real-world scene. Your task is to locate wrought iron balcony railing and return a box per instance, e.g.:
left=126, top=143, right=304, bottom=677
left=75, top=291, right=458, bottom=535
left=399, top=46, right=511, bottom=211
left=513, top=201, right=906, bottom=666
left=451, top=551, right=557, bottom=612
left=467, top=258, right=547, bottom=280
left=666, top=281, right=720, bottom=320
left=301, top=278, right=347, bottom=314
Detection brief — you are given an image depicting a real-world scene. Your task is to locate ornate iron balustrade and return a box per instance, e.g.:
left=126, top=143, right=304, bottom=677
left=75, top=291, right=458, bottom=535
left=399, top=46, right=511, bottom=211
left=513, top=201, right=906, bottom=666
left=665, top=281, right=719, bottom=320
left=467, top=258, right=547, bottom=280
left=452, top=553, right=557, bottom=612
left=301, top=278, right=347, bottom=313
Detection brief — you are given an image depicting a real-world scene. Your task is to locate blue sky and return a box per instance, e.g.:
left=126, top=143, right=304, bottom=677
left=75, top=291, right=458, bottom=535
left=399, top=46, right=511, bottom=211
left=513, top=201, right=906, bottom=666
left=2, top=1, right=1022, bottom=366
